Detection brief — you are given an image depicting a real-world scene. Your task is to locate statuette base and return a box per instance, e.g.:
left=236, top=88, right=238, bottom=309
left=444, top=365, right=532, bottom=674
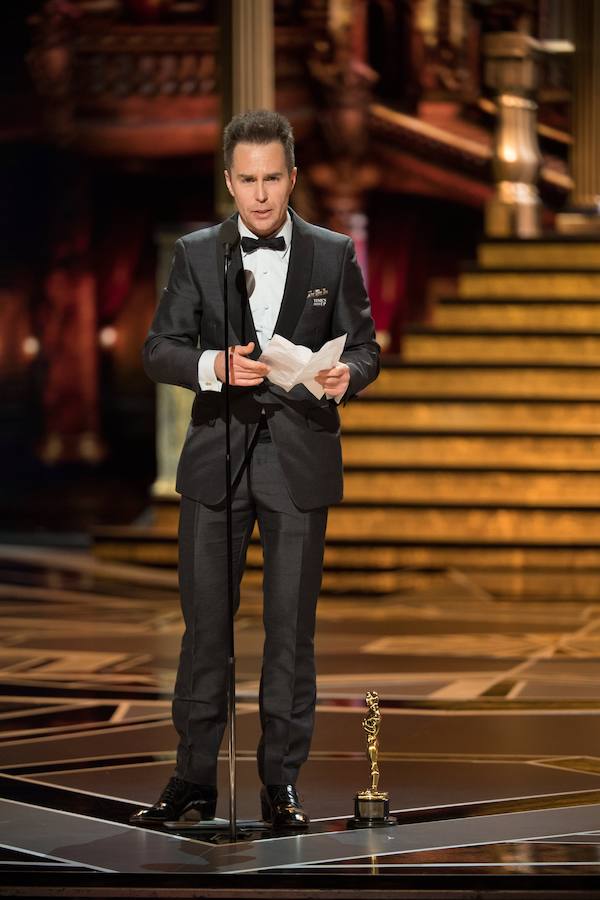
left=347, top=791, right=397, bottom=829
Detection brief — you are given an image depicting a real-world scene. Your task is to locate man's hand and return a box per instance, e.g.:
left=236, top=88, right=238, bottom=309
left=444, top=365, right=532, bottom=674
left=314, top=362, right=350, bottom=398
left=214, top=342, right=270, bottom=387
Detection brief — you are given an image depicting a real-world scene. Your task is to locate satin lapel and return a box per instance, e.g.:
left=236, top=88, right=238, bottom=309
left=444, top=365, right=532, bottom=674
left=215, top=218, right=260, bottom=356
left=273, top=212, right=314, bottom=341
left=228, top=246, right=261, bottom=357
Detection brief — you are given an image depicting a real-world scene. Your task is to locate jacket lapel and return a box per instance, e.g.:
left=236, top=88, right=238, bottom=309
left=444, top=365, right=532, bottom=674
left=215, top=215, right=260, bottom=357
left=273, top=210, right=314, bottom=341
left=229, top=246, right=262, bottom=357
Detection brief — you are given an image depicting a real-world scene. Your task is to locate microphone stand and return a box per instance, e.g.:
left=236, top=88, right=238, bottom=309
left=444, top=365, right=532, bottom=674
left=222, top=236, right=237, bottom=844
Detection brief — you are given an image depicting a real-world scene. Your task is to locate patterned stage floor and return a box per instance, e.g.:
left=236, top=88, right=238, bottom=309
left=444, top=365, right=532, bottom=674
left=2, top=542, right=600, bottom=896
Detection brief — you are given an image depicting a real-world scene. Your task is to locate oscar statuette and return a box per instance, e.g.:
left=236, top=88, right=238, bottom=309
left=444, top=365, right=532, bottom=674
left=347, top=691, right=397, bottom=828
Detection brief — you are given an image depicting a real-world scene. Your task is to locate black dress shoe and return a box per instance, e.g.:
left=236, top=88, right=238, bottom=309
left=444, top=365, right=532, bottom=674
left=260, top=784, right=309, bottom=828
left=129, top=776, right=217, bottom=825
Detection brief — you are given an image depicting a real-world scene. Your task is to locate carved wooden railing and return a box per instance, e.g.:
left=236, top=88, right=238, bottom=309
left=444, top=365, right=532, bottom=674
left=27, top=0, right=328, bottom=156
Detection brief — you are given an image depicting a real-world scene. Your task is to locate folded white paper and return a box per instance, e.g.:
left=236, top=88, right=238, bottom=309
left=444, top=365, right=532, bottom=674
left=259, top=333, right=347, bottom=399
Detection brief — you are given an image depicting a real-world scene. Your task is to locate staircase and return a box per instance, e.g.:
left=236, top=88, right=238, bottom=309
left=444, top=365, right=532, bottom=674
left=329, top=237, right=600, bottom=598
left=94, top=237, right=600, bottom=600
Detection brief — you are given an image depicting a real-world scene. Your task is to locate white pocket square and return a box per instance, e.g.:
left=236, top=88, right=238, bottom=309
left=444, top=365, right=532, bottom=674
left=307, top=288, right=328, bottom=306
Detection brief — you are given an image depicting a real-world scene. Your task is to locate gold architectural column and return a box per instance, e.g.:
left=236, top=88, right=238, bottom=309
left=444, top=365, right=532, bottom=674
left=231, top=0, right=274, bottom=113
left=557, top=0, right=600, bottom=233
left=483, top=32, right=543, bottom=238
left=215, top=0, right=275, bottom=218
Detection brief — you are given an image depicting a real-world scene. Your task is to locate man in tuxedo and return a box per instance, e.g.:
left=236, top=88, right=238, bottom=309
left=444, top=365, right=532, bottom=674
left=131, top=110, right=379, bottom=829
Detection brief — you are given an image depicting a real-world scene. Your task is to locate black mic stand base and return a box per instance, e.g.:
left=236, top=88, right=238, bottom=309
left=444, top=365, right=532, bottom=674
left=163, top=817, right=270, bottom=844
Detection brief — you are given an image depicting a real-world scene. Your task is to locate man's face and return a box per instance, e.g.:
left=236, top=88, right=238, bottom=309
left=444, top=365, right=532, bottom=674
left=224, top=141, right=297, bottom=237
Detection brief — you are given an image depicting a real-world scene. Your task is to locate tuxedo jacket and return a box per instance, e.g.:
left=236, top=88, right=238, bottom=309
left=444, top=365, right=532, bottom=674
left=143, top=210, right=380, bottom=510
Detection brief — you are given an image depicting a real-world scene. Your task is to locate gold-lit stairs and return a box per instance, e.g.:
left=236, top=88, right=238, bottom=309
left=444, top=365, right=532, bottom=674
left=332, top=237, right=600, bottom=598
left=94, top=238, right=600, bottom=599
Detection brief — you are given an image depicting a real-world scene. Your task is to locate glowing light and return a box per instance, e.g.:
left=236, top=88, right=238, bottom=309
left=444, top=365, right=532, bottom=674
left=99, top=326, right=117, bottom=348
left=23, top=336, right=40, bottom=358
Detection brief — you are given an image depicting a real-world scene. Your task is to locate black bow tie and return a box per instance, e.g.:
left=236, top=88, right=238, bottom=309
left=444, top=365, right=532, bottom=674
left=241, top=235, right=286, bottom=254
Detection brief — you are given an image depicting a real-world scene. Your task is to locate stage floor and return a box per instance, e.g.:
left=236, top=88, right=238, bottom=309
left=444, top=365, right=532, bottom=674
left=2, top=544, right=600, bottom=896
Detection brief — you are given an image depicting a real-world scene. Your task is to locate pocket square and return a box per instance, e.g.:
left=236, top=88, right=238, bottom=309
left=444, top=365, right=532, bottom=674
left=307, top=287, right=328, bottom=307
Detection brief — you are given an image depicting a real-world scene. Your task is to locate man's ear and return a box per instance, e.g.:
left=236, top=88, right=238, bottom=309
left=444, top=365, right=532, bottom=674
left=290, top=166, right=298, bottom=191
left=224, top=169, right=234, bottom=197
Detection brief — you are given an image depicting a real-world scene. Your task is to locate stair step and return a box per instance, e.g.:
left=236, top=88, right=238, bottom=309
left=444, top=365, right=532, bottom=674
left=327, top=505, right=600, bottom=544
left=91, top=532, right=600, bottom=573
left=94, top=503, right=600, bottom=556
left=91, top=533, right=600, bottom=596
left=343, top=469, right=600, bottom=506
left=268, top=544, right=600, bottom=573
left=83, top=551, right=600, bottom=599
left=459, top=271, right=600, bottom=299
left=435, top=301, right=600, bottom=332
left=478, top=241, right=600, bottom=270
left=365, top=366, right=600, bottom=399
left=341, top=400, right=600, bottom=434
left=403, top=332, right=600, bottom=365
left=243, top=567, right=600, bottom=598
left=342, top=433, right=600, bottom=469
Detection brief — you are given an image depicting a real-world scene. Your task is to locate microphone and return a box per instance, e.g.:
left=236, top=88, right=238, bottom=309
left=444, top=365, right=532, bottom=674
left=219, top=219, right=239, bottom=258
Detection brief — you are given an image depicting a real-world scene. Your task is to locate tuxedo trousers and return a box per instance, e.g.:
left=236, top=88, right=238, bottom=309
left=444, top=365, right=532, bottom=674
left=173, top=433, right=328, bottom=786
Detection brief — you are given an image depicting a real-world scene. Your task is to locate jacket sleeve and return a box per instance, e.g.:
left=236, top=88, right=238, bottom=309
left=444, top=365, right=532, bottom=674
left=142, top=238, right=203, bottom=393
left=334, top=238, right=380, bottom=402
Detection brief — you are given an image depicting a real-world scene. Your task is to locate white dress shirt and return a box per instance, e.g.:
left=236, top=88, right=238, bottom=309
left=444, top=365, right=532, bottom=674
left=197, top=211, right=341, bottom=402
left=197, top=213, right=293, bottom=392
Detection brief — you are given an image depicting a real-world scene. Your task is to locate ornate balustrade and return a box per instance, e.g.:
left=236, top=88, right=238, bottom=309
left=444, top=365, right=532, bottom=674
left=27, top=2, right=326, bottom=157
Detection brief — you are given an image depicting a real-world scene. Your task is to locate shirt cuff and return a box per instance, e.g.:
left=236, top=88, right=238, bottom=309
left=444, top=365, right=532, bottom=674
left=197, top=350, right=222, bottom=393
left=326, top=392, right=343, bottom=404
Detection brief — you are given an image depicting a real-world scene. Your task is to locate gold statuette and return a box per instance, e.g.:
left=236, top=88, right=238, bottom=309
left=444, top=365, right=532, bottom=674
left=347, top=691, right=397, bottom=828
left=363, top=689, right=382, bottom=794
